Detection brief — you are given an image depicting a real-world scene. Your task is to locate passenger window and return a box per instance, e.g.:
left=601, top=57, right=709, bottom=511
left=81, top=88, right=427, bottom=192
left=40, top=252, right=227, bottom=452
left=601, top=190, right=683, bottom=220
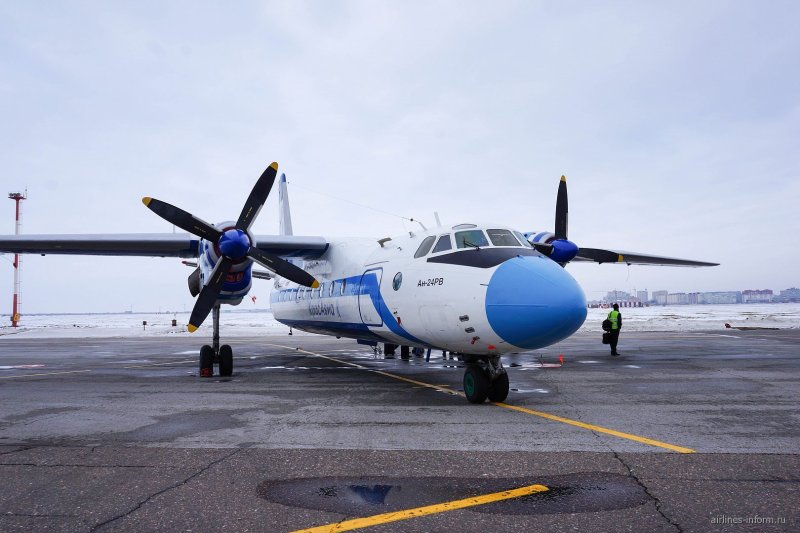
left=341, top=279, right=347, bottom=296
left=455, top=229, right=489, bottom=249
left=432, top=235, right=452, bottom=253
left=328, top=282, right=334, bottom=297
left=487, top=229, right=521, bottom=246
left=414, top=236, right=436, bottom=258
left=514, top=231, right=533, bottom=248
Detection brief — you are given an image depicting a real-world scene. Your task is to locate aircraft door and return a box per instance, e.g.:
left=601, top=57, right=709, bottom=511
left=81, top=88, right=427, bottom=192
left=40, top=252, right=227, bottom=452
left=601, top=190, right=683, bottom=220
left=358, top=268, right=384, bottom=326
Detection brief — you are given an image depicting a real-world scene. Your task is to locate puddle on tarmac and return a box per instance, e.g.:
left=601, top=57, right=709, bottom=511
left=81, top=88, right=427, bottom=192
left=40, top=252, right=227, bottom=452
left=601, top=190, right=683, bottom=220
left=257, top=473, right=647, bottom=516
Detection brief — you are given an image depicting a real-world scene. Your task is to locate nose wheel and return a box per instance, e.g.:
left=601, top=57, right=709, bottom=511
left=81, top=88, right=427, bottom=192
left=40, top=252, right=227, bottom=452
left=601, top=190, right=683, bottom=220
left=463, top=355, right=508, bottom=404
left=198, top=304, right=234, bottom=377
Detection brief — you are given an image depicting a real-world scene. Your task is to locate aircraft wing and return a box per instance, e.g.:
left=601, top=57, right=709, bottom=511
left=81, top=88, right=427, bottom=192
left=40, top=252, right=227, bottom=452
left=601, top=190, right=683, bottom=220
left=573, top=247, right=718, bottom=267
left=0, top=233, right=329, bottom=260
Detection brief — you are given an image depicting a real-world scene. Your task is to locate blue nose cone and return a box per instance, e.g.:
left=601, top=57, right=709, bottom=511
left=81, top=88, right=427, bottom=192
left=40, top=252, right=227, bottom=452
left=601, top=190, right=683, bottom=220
left=486, top=256, right=587, bottom=350
left=218, top=229, right=250, bottom=259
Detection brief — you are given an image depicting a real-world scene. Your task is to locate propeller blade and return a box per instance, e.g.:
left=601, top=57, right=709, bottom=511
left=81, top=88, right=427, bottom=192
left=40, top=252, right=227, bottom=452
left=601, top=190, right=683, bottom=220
left=576, top=248, right=719, bottom=267
left=188, top=256, right=233, bottom=332
left=237, top=162, right=278, bottom=230
left=142, top=197, right=222, bottom=242
left=554, top=175, right=568, bottom=240
left=247, top=247, right=319, bottom=288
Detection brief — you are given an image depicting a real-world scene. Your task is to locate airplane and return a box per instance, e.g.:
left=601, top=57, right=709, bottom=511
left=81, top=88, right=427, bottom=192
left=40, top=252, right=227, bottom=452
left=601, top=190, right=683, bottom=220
left=0, top=163, right=718, bottom=403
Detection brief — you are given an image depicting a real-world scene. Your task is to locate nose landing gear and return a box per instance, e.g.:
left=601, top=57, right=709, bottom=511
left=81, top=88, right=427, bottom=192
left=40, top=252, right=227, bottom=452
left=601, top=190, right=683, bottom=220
left=199, top=304, right=233, bottom=377
left=463, top=355, right=508, bottom=404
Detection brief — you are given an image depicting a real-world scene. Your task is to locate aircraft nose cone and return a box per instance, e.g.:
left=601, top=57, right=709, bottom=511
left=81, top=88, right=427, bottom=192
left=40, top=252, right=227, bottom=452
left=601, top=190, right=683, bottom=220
left=218, top=229, right=250, bottom=259
left=485, top=255, right=587, bottom=350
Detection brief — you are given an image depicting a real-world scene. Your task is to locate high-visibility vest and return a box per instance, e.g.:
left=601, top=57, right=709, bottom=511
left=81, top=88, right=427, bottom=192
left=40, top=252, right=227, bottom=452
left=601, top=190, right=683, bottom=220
left=608, top=310, right=620, bottom=330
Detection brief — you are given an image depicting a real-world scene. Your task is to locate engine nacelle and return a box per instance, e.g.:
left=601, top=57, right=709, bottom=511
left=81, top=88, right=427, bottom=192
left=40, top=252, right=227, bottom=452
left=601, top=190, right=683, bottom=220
left=196, top=221, right=255, bottom=305
left=524, top=231, right=579, bottom=263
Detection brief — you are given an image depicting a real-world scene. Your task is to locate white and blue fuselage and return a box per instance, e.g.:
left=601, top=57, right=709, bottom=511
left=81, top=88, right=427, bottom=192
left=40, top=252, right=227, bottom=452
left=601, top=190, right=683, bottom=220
left=270, top=224, right=587, bottom=356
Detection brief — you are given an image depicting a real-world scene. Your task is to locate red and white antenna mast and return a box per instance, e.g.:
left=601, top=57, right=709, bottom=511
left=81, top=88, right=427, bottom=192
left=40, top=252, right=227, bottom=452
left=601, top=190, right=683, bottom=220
left=8, top=191, right=26, bottom=327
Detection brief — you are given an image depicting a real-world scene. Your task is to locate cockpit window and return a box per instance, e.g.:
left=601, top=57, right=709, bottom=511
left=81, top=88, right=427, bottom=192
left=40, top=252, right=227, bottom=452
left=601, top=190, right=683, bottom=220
left=487, top=229, right=521, bottom=246
left=414, top=236, right=436, bottom=258
left=514, top=230, right=533, bottom=248
left=432, top=234, right=452, bottom=253
left=455, top=229, right=489, bottom=249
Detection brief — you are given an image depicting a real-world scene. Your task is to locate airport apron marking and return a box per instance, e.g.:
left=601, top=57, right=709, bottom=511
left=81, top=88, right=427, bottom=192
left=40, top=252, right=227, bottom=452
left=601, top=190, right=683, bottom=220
left=122, top=359, right=195, bottom=369
left=291, top=482, right=549, bottom=533
left=270, top=345, right=696, bottom=454
left=0, top=369, right=93, bottom=379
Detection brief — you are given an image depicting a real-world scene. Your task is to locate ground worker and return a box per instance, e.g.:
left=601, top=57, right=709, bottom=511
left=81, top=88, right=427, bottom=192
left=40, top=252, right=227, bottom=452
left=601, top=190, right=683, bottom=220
left=607, top=303, right=622, bottom=356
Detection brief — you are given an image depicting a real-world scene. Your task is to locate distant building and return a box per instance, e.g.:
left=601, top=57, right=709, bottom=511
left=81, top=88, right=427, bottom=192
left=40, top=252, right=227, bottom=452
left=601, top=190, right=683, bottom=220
left=605, top=290, right=631, bottom=303
left=774, top=287, right=800, bottom=303
left=698, top=291, right=742, bottom=304
left=652, top=290, right=668, bottom=305
left=742, top=289, right=773, bottom=303
left=666, top=292, right=689, bottom=305
left=637, top=290, right=648, bottom=304
left=687, top=292, right=700, bottom=304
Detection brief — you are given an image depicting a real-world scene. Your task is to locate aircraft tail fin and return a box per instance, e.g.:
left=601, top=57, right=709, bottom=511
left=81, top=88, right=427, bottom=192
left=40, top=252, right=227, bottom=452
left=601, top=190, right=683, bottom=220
left=278, top=173, right=293, bottom=236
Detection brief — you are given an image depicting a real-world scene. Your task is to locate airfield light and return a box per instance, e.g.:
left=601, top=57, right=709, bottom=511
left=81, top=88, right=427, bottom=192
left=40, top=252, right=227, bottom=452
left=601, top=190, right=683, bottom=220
left=8, top=191, right=27, bottom=327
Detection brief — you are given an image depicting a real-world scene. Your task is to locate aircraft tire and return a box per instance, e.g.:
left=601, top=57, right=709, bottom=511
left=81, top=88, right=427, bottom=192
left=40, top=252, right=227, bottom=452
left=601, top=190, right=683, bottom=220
left=219, top=344, right=233, bottom=377
left=487, top=372, right=509, bottom=402
left=400, top=345, right=410, bottom=360
left=463, top=366, right=489, bottom=404
left=199, top=345, right=214, bottom=378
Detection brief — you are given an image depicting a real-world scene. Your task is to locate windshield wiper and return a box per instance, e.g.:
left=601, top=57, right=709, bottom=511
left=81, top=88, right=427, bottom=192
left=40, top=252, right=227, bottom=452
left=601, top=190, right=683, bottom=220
left=463, top=240, right=481, bottom=250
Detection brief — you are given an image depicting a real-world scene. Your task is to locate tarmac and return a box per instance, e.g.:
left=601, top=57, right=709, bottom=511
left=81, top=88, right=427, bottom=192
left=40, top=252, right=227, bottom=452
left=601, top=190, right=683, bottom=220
left=0, top=328, right=798, bottom=532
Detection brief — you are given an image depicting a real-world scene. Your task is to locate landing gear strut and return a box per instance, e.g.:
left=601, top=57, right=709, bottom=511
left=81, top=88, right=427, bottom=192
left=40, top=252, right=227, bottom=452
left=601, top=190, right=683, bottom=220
left=199, top=304, right=233, bottom=378
left=463, top=355, right=508, bottom=404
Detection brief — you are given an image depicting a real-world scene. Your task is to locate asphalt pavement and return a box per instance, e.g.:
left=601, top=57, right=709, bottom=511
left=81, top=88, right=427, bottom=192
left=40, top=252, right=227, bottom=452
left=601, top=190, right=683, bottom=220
left=0, top=329, right=797, bottom=531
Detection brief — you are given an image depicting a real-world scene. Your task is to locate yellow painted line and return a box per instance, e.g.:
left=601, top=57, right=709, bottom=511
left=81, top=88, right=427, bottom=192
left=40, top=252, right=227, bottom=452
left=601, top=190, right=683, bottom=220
left=291, top=483, right=549, bottom=533
left=0, top=369, right=93, bottom=379
left=269, top=344, right=695, bottom=453
left=267, top=345, right=462, bottom=397
left=495, top=403, right=695, bottom=453
left=293, top=347, right=695, bottom=453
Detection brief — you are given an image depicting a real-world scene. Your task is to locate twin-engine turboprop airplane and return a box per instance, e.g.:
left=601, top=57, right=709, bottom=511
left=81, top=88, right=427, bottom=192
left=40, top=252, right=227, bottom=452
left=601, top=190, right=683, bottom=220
left=0, top=163, right=717, bottom=403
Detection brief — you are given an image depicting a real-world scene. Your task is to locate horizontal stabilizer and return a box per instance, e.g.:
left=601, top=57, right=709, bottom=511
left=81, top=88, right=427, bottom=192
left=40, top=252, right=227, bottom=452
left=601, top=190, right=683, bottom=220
left=574, top=247, right=718, bottom=267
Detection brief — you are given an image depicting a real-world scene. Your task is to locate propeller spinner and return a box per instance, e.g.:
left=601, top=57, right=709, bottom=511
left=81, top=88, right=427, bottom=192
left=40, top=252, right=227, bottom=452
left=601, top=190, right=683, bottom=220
left=143, top=162, right=319, bottom=332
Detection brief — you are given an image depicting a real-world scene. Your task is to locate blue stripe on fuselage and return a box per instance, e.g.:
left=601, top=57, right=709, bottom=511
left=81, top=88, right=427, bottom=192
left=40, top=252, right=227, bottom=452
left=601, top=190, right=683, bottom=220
left=273, top=273, right=425, bottom=345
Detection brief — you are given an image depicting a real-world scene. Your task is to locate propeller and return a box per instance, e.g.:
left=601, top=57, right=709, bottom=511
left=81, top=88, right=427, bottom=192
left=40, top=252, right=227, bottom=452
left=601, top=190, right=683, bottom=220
left=143, top=162, right=319, bottom=332
left=531, top=175, right=579, bottom=264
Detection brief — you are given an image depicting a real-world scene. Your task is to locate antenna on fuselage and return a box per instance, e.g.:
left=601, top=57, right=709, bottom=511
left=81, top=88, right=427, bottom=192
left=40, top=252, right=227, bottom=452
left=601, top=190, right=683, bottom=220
left=434, top=212, right=442, bottom=227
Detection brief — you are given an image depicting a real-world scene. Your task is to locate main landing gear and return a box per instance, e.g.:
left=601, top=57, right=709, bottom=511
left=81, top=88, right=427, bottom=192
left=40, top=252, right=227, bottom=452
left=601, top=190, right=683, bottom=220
left=462, top=355, right=509, bottom=404
left=199, top=304, right=233, bottom=378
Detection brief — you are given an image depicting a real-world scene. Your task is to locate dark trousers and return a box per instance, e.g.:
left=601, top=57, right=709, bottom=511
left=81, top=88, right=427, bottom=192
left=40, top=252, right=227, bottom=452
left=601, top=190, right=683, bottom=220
left=609, top=329, right=620, bottom=353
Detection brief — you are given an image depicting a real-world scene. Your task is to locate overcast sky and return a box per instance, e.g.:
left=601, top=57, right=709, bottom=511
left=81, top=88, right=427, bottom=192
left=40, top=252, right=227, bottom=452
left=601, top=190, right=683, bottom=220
left=1, top=1, right=798, bottom=314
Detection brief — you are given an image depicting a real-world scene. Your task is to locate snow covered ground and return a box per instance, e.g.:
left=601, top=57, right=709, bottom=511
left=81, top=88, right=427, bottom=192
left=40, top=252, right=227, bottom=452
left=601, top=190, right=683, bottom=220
left=1, top=303, right=798, bottom=339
